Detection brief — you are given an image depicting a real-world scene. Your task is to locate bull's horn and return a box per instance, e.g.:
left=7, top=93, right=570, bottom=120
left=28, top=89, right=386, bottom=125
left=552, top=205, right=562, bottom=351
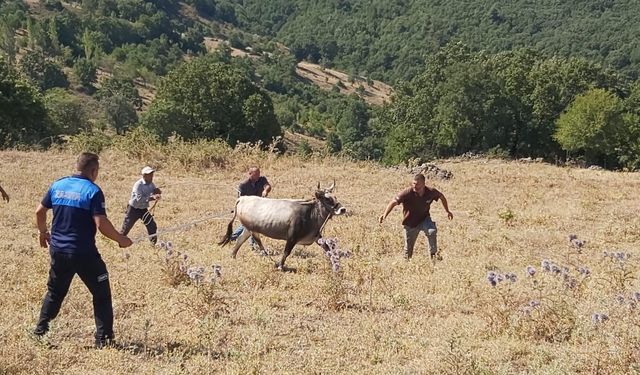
left=327, top=180, right=335, bottom=192
left=317, top=182, right=321, bottom=190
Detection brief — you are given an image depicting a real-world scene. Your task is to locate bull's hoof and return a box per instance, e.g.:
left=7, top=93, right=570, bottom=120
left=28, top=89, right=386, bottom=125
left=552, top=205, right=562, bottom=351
left=231, top=252, right=238, bottom=259
left=275, top=263, right=297, bottom=273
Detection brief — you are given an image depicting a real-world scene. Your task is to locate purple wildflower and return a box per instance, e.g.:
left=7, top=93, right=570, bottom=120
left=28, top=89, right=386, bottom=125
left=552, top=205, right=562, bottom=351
left=317, top=237, right=349, bottom=272
left=616, top=295, right=626, bottom=304
left=578, top=267, right=591, bottom=276
left=570, top=239, right=585, bottom=249
left=486, top=271, right=497, bottom=287
left=526, top=266, right=536, bottom=277
left=212, top=265, right=222, bottom=278
left=591, top=313, right=609, bottom=324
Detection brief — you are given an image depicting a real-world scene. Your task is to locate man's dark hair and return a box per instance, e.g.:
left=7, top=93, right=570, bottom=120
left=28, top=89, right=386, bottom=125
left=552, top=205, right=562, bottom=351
left=76, top=152, right=99, bottom=172
left=413, top=174, right=425, bottom=182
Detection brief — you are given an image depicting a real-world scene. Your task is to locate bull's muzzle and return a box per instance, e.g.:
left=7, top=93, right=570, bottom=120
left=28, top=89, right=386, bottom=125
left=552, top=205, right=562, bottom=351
left=334, top=206, right=347, bottom=215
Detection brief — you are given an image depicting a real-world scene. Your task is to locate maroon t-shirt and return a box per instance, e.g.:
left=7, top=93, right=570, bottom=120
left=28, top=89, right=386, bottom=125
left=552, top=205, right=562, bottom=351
left=395, top=187, right=442, bottom=228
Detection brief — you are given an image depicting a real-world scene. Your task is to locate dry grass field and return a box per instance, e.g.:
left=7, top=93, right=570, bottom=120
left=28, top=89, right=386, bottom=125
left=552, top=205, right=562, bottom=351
left=1, top=147, right=640, bottom=374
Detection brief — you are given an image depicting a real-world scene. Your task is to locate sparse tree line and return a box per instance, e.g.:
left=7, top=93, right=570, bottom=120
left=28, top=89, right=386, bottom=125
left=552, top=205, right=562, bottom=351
left=2, top=0, right=640, bottom=169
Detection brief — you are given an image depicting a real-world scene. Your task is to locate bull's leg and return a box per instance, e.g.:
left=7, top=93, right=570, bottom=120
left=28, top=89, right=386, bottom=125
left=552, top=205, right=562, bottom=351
left=231, top=229, right=252, bottom=258
left=252, top=234, right=266, bottom=254
left=277, top=238, right=297, bottom=271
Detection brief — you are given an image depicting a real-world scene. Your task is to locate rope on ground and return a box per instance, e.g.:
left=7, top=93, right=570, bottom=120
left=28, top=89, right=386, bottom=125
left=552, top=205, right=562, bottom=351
left=131, top=210, right=233, bottom=244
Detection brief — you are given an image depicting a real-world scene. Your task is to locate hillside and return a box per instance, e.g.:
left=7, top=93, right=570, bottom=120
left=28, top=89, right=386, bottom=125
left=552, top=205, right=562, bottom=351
left=228, top=0, right=640, bottom=82
left=202, top=37, right=393, bottom=106
left=3, top=0, right=640, bottom=168
left=2, top=148, right=640, bottom=373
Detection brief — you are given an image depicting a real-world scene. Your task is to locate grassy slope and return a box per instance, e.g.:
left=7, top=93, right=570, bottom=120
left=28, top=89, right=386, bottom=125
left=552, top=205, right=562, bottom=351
left=1, top=150, right=640, bottom=373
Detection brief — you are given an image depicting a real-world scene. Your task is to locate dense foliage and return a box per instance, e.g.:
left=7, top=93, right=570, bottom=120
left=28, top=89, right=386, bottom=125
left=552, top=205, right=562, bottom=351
left=375, top=44, right=640, bottom=167
left=1, top=0, right=640, bottom=169
left=0, top=56, right=52, bottom=147
left=141, top=55, right=280, bottom=145
left=226, top=0, right=640, bottom=83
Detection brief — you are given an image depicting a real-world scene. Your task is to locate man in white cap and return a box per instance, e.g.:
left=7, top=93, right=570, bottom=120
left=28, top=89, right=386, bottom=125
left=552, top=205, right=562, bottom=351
left=120, top=166, right=162, bottom=244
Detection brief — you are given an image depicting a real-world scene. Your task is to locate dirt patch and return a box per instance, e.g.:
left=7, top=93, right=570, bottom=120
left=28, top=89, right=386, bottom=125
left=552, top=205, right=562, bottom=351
left=283, top=130, right=326, bottom=153
left=203, top=38, right=393, bottom=106
left=295, top=61, right=392, bottom=106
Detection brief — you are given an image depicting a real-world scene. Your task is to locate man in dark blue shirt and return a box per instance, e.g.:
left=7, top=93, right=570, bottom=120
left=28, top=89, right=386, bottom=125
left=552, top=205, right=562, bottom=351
left=34, top=152, right=132, bottom=348
left=230, top=166, right=271, bottom=246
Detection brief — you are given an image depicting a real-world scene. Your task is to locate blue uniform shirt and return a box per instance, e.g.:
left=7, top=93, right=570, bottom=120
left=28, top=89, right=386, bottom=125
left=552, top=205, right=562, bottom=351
left=42, top=175, right=107, bottom=255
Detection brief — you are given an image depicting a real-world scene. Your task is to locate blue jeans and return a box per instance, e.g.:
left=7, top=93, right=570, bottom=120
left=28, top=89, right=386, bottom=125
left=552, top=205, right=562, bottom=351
left=403, top=217, right=437, bottom=259
left=230, top=225, right=256, bottom=246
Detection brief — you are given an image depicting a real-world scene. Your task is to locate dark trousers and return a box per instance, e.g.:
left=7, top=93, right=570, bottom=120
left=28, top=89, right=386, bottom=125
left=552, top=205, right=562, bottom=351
left=120, top=205, right=157, bottom=243
left=36, top=251, right=114, bottom=341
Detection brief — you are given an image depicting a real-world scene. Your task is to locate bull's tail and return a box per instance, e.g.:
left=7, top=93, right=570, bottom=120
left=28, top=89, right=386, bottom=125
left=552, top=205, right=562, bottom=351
left=218, top=201, right=238, bottom=246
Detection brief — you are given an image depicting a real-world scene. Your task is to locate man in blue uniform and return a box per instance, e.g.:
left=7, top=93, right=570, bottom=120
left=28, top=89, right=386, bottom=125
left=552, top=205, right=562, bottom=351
left=34, top=152, right=132, bottom=348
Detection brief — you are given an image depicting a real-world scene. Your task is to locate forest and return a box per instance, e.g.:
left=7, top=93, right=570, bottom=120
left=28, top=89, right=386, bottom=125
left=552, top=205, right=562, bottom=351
left=1, top=0, right=640, bottom=168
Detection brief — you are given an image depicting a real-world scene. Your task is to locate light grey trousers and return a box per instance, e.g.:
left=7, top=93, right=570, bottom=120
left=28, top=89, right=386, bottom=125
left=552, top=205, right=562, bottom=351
left=403, top=217, right=437, bottom=259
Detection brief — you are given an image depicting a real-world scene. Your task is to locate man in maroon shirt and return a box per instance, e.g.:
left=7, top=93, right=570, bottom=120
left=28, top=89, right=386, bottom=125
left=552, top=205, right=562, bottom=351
left=379, top=174, right=453, bottom=260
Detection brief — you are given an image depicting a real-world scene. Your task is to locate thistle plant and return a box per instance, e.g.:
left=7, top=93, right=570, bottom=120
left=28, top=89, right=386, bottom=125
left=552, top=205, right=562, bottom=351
left=158, top=241, right=191, bottom=286
left=486, top=271, right=518, bottom=287
left=481, top=269, right=524, bottom=334
left=568, top=234, right=586, bottom=252
left=602, top=250, right=635, bottom=291
left=591, top=312, right=609, bottom=325
left=317, top=237, right=351, bottom=272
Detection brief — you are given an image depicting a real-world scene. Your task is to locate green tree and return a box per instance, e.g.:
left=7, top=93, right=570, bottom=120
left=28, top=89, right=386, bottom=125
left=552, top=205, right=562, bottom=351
left=617, top=82, right=640, bottom=170
left=142, top=56, right=281, bottom=144
left=555, top=88, right=624, bottom=165
left=73, top=57, right=96, bottom=87
left=19, top=50, right=69, bottom=91
left=0, top=17, right=17, bottom=66
left=0, top=56, right=52, bottom=147
left=102, top=94, right=138, bottom=134
left=95, top=76, right=142, bottom=109
left=43, top=88, right=88, bottom=135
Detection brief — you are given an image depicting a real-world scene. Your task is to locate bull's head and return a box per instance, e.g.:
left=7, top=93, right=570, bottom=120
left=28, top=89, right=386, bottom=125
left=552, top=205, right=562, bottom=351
left=317, top=180, right=335, bottom=193
left=315, top=181, right=346, bottom=216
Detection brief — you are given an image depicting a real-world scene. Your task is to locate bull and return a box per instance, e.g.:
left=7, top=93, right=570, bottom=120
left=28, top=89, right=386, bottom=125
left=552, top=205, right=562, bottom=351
left=218, top=182, right=346, bottom=270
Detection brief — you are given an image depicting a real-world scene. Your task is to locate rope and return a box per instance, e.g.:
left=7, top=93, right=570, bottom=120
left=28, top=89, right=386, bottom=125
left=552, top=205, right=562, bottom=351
left=141, top=200, right=158, bottom=226
left=131, top=210, right=233, bottom=244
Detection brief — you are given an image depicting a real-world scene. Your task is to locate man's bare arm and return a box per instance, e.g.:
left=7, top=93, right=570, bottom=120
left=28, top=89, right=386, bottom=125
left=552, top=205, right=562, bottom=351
left=379, top=199, right=399, bottom=223
left=440, top=194, right=453, bottom=220
left=36, top=204, right=50, bottom=248
left=94, top=215, right=133, bottom=247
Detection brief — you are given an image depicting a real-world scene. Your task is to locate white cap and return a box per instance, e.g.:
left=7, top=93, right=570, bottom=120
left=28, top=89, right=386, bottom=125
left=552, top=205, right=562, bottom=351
left=141, top=166, right=155, bottom=175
